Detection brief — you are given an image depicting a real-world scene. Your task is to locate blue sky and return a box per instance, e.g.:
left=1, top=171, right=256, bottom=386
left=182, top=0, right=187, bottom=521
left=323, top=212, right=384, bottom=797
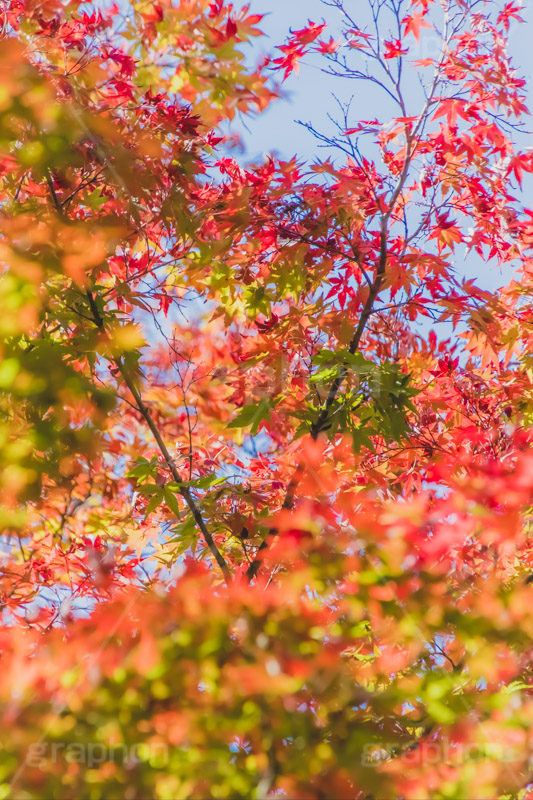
left=234, top=0, right=533, bottom=167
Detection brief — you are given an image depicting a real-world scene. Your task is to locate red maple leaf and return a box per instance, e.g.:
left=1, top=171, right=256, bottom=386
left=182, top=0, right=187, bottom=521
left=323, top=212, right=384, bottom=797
left=317, top=37, right=338, bottom=54
left=402, top=11, right=432, bottom=43
left=384, top=38, right=409, bottom=59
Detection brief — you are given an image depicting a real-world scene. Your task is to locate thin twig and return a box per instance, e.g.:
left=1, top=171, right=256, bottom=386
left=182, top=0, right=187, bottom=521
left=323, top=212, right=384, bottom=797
left=85, top=290, right=232, bottom=584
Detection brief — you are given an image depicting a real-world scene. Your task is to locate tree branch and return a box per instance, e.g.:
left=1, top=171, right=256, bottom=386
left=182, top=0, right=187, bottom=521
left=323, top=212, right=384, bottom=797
left=85, top=290, right=232, bottom=584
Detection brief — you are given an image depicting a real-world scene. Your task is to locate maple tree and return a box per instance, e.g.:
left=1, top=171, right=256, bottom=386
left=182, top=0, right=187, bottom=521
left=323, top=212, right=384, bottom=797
left=1, top=0, right=533, bottom=797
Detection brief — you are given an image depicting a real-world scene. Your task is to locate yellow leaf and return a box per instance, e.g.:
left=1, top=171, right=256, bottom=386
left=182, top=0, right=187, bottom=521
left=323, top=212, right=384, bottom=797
left=110, top=324, right=145, bottom=352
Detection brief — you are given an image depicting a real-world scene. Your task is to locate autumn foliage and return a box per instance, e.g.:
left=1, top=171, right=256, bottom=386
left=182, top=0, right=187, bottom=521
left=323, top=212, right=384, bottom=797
left=1, top=0, right=533, bottom=797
